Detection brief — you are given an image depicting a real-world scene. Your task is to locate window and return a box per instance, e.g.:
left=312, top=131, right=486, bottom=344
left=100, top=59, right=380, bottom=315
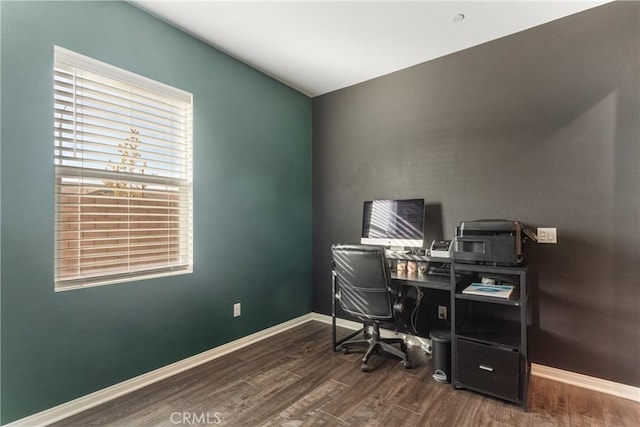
left=54, top=46, right=193, bottom=290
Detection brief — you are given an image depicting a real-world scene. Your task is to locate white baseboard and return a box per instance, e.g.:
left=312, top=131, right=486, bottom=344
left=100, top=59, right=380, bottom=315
left=6, top=313, right=314, bottom=427
left=313, top=312, right=640, bottom=403
left=531, top=363, right=640, bottom=402
left=310, top=312, right=431, bottom=349
left=7, top=312, right=639, bottom=426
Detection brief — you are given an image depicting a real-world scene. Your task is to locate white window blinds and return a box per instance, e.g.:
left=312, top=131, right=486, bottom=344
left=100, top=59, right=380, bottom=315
left=54, top=46, right=193, bottom=290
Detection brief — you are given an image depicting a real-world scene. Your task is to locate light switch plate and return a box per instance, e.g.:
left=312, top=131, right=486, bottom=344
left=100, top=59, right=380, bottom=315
left=537, top=227, right=557, bottom=244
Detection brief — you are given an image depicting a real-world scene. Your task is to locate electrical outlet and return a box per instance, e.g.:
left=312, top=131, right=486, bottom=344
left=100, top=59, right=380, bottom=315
left=537, top=227, right=557, bottom=244
left=233, top=303, right=241, bottom=317
left=438, top=305, right=447, bottom=320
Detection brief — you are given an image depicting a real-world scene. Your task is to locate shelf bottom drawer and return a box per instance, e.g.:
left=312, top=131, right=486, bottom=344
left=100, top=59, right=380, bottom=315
left=456, top=339, right=520, bottom=402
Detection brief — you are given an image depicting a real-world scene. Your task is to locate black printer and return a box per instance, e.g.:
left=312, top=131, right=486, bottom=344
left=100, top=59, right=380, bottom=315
left=452, top=220, right=525, bottom=266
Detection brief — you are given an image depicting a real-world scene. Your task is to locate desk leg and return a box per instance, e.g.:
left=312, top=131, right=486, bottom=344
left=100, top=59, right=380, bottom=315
left=332, top=270, right=337, bottom=352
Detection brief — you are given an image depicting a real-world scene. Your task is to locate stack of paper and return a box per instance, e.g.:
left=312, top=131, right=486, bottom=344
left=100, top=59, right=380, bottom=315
left=462, top=283, right=514, bottom=299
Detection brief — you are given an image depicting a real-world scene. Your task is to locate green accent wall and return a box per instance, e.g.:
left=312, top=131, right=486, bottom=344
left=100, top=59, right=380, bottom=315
left=0, top=1, right=312, bottom=423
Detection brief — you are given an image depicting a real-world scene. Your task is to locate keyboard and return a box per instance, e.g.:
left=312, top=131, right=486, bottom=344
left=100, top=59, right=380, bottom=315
left=428, top=266, right=450, bottom=276
left=385, top=249, right=409, bottom=255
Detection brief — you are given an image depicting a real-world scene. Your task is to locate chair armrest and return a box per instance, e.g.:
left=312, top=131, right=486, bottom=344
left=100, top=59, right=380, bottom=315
left=388, top=284, right=405, bottom=314
left=393, top=300, right=404, bottom=314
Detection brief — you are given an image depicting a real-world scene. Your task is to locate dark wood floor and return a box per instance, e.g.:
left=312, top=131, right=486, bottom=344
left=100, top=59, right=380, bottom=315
left=52, top=321, right=640, bottom=426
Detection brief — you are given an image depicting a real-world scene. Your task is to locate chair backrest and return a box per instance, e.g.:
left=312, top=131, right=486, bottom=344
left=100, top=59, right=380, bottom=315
left=331, top=244, right=394, bottom=321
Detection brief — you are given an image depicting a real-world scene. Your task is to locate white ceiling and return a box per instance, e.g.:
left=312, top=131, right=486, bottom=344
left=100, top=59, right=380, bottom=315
left=133, top=1, right=609, bottom=97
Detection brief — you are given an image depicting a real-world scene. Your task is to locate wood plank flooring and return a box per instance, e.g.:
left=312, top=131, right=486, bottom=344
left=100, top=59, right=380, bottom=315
left=51, top=321, right=640, bottom=426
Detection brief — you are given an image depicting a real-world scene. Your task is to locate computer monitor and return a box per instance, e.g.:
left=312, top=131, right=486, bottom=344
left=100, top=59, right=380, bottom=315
left=360, top=198, right=425, bottom=248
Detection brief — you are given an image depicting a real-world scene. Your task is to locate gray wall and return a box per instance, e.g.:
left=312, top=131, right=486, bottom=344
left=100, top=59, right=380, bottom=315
left=312, top=1, right=639, bottom=386
left=1, top=1, right=311, bottom=423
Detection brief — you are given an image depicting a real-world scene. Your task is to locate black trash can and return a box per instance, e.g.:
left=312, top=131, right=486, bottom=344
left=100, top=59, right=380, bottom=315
left=429, top=329, right=451, bottom=383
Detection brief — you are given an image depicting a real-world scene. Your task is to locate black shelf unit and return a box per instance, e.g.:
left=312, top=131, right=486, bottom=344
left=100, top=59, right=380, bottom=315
left=451, top=262, right=530, bottom=410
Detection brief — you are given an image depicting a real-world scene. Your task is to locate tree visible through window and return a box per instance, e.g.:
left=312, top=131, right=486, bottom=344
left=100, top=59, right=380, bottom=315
left=54, top=46, right=193, bottom=290
left=104, top=127, right=148, bottom=198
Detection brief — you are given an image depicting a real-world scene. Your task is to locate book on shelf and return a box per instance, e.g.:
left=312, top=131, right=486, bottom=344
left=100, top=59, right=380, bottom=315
left=462, top=283, right=514, bottom=299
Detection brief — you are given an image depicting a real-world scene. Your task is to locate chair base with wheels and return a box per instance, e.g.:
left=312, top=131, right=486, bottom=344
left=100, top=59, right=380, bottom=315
left=339, top=322, right=411, bottom=372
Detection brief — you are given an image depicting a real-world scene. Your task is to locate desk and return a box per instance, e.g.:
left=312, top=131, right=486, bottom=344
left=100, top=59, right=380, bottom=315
left=385, top=253, right=452, bottom=289
left=331, top=251, right=531, bottom=410
left=391, top=270, right=450, bottom=291
left=390, top=256, right=453, bottom=338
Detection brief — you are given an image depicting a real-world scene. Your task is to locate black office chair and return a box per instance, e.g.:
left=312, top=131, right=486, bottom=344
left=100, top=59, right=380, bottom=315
left=331, top=244, right=410, bottom=372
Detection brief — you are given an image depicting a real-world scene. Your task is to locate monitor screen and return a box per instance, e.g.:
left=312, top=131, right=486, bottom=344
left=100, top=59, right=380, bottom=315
left=360, top=198, right=425, bottom=248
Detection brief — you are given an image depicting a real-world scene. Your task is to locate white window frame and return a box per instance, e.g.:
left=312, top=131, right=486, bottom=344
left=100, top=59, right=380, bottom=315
left=54, top=46, right=193, bottom=291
